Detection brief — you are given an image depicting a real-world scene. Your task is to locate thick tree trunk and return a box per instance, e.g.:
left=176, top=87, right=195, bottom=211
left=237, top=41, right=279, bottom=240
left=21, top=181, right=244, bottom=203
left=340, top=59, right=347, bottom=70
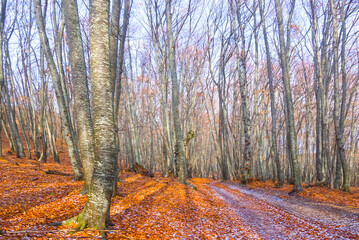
left=109, top=0, right=122, bottom=196
left=64, top=0, right=95, bottom=193
left=114, top=0, right=130, bottom=120
left=74, top=0, right=117, bottom=231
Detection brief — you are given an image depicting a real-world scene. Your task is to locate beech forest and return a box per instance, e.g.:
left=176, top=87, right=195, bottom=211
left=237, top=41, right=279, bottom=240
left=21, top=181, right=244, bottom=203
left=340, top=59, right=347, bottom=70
left=0, top=0, right=359, bottom=239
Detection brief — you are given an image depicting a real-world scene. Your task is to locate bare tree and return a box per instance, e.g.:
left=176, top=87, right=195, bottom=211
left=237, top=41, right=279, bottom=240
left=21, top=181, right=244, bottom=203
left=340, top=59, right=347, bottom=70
left=63, top=0, right=95, bottom=193
left=34, top=0, right=83, bottom=180
left=259, top=0, right=284, bottom=187
left=331, top=0, right=349, bottom=192
left=166, top=0, right=187, bottom=183
left=274, top=0, right=302, bottom=192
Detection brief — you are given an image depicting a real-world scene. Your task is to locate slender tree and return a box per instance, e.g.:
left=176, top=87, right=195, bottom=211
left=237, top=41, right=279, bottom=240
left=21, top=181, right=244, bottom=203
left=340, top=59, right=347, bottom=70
left=274, top=0, right=302, bottom=192
left=259, top=0, right=284, bottom=187
left=34, top=0, right=83, bottom=180
left=166, top=0, right=187, bottom=183
left=331, top=0, right=349, bottom=192
left=309, top=0, right=325, bottom=185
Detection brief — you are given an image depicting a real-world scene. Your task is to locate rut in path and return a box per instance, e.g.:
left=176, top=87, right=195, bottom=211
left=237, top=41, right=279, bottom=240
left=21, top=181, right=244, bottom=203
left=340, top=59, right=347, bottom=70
left=208, top=182, right=359, bottom=239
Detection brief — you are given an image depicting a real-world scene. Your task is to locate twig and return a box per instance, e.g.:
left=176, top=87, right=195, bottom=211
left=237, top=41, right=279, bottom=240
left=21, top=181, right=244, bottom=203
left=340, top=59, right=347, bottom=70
left=44, top=169, right=73, bottom=176
left=2, top=229, right=134, bottom=239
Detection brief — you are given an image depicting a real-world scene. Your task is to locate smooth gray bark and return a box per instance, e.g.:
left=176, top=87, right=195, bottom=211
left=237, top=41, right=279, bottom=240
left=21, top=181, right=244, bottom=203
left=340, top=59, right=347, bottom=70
left=259, top=0, right=284, bottom=187
left=34, top=0, right=83, bottom=180
left=331, top=0, right=349, bottom=191
left=0, top=0, right=6, bottom=157
left=114, top=0, right=130, bottom=120
left=76, top=0, right=117, bottom=230
left=38, top=49, right=47, bottom=163
left=64, top=0, right=96, bottom=193
left=230, top=0, right=252, bottom=183
left=274, top=0, right=302, bottom=192
left=310, top=0, right=325, bottom=185
left=166, top=0, right=187, bottom=183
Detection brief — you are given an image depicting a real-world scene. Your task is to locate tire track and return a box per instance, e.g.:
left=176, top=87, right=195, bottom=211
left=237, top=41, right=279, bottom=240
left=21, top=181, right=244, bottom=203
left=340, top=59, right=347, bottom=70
left=209, top=182, right=359, bottom=239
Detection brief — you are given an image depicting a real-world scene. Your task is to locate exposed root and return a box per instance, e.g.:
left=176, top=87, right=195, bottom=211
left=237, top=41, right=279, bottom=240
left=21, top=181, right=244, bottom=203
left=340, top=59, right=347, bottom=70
left=49, top=211, right=84, bottom=227
left=48, top=215, right=78, bottom=227
left=49, top=212, right=108, bottom=239
left=73, top=221, right=87, bottom=231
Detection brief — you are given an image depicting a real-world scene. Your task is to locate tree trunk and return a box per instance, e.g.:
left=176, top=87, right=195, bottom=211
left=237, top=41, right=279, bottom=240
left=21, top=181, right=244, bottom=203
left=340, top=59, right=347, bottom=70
left=310, top=0, right=325, bottom=185
left=231, top=1, right=252, bottom=183
left=274, top=0, right=302, bottom=192
left=259, top=0, right=284, bottom=187
left=0, top=0, right=25, bottom=158
left=75, top=0, right=117, bottom=231
left=331, top=0, right=349, bottom=192
left=34, top=0, right=83, bottom=180
left=166, top=0, right=187, bottom=184
left=64, top=0, right=95, bottom=193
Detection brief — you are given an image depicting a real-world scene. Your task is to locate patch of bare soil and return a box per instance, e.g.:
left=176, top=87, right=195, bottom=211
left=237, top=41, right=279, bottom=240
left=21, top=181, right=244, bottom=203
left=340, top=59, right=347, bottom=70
left=209, top=181, right=359, bottom=239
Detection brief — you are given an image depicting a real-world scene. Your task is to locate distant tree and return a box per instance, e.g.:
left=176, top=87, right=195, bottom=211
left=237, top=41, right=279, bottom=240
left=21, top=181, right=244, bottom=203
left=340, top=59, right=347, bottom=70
left=0, top=0, right=26, bottom=158
left=166, top=0, right=187, bottom=183
left=259, top=0, right=284, bottom=188
left=274, top=0, right=302, bottom=192
left=34, top=0, right=83, bottom=180
left=331, top=0, right=349, bottom=192
left=0, top=0, right=6, bottom=157
left=230, top=0, right=253, bottom=184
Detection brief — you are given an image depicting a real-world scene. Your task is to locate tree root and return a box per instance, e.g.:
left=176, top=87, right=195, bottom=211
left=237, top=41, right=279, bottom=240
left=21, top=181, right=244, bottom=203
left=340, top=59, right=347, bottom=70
left=48, top=212, right=108, bottom=239
left=68, top=220, right=87, bottom=234
left=48, top=210, right=84, bottom=227
left=48, top=214, right=79, bottom=227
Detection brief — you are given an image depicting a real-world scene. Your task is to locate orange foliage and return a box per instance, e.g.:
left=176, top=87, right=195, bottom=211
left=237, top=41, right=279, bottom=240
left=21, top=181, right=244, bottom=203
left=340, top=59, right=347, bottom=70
left=1, top=130, right=358, bottom=238
left=248, top=180, right=359, bottom=208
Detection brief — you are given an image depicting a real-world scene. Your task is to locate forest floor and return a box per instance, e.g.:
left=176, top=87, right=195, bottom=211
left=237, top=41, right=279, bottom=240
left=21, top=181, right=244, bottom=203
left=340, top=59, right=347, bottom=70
left=1, top=147, right=359, bottom=239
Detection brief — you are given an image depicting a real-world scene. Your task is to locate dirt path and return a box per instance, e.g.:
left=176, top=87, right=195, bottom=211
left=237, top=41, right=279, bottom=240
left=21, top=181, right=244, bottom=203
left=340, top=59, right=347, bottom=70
left=208, top=182, right=359, bottom=239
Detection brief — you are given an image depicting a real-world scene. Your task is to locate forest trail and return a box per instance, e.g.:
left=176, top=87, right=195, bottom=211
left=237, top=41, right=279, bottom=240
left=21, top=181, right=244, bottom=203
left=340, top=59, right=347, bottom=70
left=208, top=182, right=359, bottom=239
left=1, top=156, right=359, bottom=239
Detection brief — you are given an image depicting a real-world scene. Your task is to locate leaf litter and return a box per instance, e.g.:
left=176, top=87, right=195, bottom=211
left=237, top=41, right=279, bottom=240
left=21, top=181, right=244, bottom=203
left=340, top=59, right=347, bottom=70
left=1, top=151, right=359, bottom=239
